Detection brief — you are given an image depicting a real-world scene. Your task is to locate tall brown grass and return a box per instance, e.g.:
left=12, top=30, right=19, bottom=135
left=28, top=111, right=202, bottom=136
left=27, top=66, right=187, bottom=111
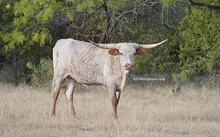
left=0, top=83, right=220, bottom=137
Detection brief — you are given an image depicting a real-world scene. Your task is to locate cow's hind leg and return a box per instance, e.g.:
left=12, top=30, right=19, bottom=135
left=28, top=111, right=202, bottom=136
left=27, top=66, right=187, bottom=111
left=51, top=77, right=62, bottom=116
left=65, top=77, right=76, bottom=118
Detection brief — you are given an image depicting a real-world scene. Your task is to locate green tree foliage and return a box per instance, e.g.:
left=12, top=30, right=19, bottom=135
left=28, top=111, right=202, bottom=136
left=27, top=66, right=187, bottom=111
left=0, top=0, right=61, bottom=84
left=1, top=0, right=199, bottom=86
left=1, top=0, right=175, bottom=85
left=0, top=0, right=63, bottom=52
left=160, top=0, right=220, bottom=81
left=26, top=58, right=53, bottom=89
left=123, top=4, right=183, bottom=76
left=179, top=7, right=220, bottom=80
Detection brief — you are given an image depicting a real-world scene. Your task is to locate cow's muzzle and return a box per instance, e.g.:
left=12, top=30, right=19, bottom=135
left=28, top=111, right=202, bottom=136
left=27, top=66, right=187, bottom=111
left=124, top=63, right=133, bottom=70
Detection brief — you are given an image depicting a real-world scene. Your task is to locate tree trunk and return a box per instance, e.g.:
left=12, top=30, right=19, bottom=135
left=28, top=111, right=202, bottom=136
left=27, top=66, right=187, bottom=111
left=99, top=1, right=111, bottom=43
left=14, top=44, right=18, bottom=86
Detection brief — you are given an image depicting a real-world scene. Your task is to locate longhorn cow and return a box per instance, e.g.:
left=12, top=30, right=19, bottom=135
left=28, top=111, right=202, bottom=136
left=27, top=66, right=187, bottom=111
left=51, top=38, right=168, bottom=119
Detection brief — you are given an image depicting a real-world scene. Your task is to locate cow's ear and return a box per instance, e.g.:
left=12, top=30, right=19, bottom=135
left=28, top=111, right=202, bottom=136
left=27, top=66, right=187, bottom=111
left=136, top=47, right=147, bottom=55
left=108, top=49, right=120, bottom=56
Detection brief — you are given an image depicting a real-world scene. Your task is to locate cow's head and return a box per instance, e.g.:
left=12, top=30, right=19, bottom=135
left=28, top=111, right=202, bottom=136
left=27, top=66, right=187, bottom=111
left=88, top=39, right=168, bottom=71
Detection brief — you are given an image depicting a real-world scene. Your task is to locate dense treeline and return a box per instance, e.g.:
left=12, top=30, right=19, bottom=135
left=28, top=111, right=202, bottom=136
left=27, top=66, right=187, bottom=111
left=0, top=0, right=220, bottom=87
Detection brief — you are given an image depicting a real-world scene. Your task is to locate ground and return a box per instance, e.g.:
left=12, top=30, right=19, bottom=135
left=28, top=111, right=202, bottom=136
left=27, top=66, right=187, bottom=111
left=0, top=83, right=220, bottom=137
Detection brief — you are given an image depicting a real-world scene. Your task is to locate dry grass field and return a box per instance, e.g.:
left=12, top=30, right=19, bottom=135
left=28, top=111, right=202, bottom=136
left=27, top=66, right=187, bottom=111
left=0, top=83, right=220, bottom=137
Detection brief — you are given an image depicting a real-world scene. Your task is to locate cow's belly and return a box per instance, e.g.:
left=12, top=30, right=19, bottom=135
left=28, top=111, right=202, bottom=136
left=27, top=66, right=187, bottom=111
left=68, top=70, right=106, bottom=86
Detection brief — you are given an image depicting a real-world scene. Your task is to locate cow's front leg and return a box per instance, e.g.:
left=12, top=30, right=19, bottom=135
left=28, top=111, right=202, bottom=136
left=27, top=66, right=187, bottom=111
left=108, top=83, right=119, bottom=119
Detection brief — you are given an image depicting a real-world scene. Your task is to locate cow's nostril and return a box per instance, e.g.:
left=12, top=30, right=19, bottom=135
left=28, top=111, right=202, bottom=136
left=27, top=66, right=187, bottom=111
left=124, top=63, right=133, bottom=70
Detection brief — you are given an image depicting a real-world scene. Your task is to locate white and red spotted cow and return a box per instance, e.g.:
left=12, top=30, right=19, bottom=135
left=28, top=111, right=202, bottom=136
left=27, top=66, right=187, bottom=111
left=51, top=38, right=168, bottom=119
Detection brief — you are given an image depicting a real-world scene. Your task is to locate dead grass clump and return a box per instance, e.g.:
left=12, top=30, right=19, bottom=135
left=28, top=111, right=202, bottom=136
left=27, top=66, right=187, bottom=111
left=0, top=83, right=220, bottom=137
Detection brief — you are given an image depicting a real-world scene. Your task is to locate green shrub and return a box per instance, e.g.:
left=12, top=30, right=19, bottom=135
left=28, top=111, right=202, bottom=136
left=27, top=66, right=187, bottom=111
left=26, top=58, right=53, bottom=90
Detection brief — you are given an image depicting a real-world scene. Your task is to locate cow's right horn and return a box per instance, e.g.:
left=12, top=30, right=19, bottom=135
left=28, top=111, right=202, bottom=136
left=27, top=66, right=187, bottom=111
left=88, top=39, right=116, bottom=49
left=140, top=38, right=168, bottom=49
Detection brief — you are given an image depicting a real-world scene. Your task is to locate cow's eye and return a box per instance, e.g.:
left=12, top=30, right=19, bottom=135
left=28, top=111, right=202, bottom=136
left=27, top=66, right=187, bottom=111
left=120, top=53, right=123, bottom=56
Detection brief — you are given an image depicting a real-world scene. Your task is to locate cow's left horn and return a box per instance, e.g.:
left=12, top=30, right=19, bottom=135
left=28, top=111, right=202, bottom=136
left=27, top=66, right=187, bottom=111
left=140, top=38, right=169, bottom=49
left=88, top=39, right=116, bottom=49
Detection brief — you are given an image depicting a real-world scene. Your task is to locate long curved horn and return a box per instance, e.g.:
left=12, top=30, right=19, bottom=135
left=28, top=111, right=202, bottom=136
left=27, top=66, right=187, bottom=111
left=88, top=39, right=116, bottom=49
left=139, top=39, right=169, bottom=49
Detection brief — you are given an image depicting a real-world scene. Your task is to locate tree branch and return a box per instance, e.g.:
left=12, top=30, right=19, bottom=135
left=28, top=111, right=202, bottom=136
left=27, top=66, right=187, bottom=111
left=108, top=10, right=133, bottom=36
left=99, top=0, right=158, bottom=43
left=188, top=0, right=220, bottom=11
left=99, top=0, right=111, bottom=43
